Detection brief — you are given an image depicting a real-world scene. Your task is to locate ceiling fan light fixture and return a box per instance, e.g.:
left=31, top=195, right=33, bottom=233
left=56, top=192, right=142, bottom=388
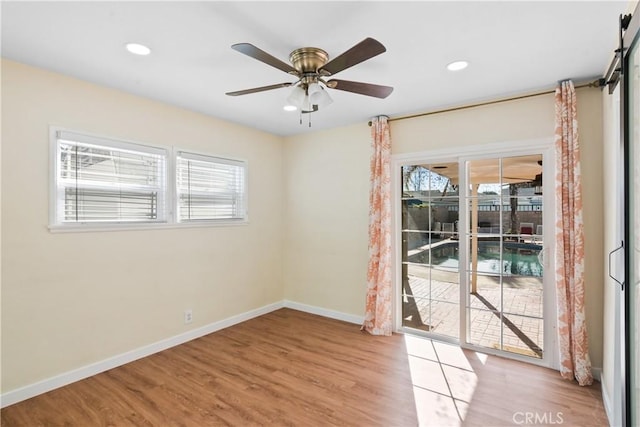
left=286, top=85, right=306, bottom=108
left=283, top=105, right=297, bottom=112
left=308, top=83, right=333, bottom=108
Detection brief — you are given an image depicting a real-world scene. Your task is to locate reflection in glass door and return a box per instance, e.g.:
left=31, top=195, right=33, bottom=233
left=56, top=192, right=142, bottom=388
left=463, top=155, right=546, bottom=359
left=401, top=162, right=460, bottom=339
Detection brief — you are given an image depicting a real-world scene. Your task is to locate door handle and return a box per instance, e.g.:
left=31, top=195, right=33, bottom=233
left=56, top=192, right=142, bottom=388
left=608, top=241, right=624, bottom=290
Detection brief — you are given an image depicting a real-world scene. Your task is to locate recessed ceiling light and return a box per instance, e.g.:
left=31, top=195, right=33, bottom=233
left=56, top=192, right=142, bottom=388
left=283, top=105, right=297, bottom=112
left=447, top=60, right=469, bottom=71
left=125, top=43, right=151, bottom=56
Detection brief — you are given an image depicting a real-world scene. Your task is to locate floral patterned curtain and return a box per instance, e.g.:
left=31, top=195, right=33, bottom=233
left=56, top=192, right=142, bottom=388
left=362, top=116, right=393, bottom=336
left=554, top=80, right=593, bottom=386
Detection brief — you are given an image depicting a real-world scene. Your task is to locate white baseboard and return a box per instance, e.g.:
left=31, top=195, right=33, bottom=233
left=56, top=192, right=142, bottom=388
left=283, top=300, right=364, bottom=325
left=592, top=367, right=602, bottom=382
left=1, top=301, right=284, bottom=408
left=601, top=373, right=615, bottom=427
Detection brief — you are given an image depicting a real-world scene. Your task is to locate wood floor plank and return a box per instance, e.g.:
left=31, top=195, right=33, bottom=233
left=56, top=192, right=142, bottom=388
left=1, top=308, right=607, bottom=426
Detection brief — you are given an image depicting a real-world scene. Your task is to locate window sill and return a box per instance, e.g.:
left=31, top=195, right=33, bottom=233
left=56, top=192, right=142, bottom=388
left=48, top=219, right=249, bottom=233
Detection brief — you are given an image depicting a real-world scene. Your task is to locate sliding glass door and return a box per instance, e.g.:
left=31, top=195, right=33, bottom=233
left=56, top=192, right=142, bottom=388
left=398, top=147, right=554, bottom=365
left=463, top=155, right=546, bottom=359
left=401, top=162, right=460, bottom=339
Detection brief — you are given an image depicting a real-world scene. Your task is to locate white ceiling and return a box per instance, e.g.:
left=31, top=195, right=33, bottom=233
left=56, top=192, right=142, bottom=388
left=1, top=1, right=628, bottom=137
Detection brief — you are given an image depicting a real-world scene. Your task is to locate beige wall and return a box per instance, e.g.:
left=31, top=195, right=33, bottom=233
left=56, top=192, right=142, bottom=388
left=284, top=87, right=605, bottom=370
left=1, top=60, right=285, bottom=393
left=2, top=58, right=607, bottom=396
left=390, top=94, right=555, bottom=152
left=283, top=124, right=371, bottom=314
left=575, top=88, right=605, bottom=373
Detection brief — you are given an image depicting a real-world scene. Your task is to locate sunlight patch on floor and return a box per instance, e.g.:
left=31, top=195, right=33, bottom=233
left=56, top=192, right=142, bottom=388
left=404, top=335, right=476, bottom=426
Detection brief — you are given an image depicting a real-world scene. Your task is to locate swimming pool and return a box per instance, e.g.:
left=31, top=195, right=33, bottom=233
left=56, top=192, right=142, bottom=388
left=408, top=241, right=543, bottom=277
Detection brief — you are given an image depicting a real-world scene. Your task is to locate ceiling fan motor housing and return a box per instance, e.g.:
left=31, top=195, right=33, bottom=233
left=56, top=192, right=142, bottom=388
left=289, top=47, right=329, bottom=74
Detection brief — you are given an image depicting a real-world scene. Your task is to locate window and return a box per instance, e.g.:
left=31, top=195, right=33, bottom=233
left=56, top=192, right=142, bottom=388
left=53, top=130, right=167, bottom=225
left=50, top=128, right=248, bottom=230
left=176, top=151, right=246, bottom=222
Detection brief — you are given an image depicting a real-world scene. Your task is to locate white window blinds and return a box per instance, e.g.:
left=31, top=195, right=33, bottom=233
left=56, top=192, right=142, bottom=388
left=176, top=151, right=246, bottom=222
left=55, top=131, right=167, bottom=224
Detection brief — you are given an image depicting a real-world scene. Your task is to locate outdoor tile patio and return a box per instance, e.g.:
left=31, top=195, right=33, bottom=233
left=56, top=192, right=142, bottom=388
left=403, top=265, right=544, bottom=359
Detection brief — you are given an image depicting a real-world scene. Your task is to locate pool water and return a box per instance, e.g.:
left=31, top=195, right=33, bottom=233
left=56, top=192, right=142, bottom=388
left=409, top=242, right=543, bottom=277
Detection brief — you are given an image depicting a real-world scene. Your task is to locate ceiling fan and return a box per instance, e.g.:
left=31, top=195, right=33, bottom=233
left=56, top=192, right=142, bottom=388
left=225, top=38, right=394, bottom=114
left=503, top=160, right=544, bottom=183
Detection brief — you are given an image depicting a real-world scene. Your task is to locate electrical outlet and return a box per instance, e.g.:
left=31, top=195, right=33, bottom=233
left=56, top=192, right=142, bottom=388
left=184, top=309, right=193, bottom=324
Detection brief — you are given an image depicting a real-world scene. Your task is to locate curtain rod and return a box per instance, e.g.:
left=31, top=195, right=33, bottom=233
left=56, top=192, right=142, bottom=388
left=368, top=78, right=603, bottom=126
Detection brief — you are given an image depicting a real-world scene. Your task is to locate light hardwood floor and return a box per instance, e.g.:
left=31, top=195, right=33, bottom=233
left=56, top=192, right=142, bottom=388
left=1, top=308, right=607, bottom=426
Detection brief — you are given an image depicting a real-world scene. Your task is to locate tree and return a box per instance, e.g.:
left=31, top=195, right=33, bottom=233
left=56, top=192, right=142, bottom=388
left=402, top=165, right=453, bottom=195
left=402, top=165, right=429, bottom=191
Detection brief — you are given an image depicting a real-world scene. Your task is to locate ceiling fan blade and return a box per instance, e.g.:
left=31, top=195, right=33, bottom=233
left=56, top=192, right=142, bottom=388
left=319, top=38, right=386, bottom=76
left=327, top=79, right=393, bottom=99
left=231, top=43, right=298, bottom=74
left=503, top=177, right=533, bottom=183
left=226, top=82, right=293, bottom=96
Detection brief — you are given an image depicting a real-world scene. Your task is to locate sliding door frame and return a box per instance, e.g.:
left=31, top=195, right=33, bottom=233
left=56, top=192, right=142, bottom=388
left=392, top=138, right=557, bottom=369
left=392, top=149, right=460, bottom=345
left=457, top=143, right=556, bottom=369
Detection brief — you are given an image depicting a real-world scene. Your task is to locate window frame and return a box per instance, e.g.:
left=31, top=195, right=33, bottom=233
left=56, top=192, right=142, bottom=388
left=174, top=149, right=248, bottom=224
left=49, top=127, right=249, bottom=232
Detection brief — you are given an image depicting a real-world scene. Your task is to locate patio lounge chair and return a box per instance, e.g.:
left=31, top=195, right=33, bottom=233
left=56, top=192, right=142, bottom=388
left=519, top=222, right=534, bottom=242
